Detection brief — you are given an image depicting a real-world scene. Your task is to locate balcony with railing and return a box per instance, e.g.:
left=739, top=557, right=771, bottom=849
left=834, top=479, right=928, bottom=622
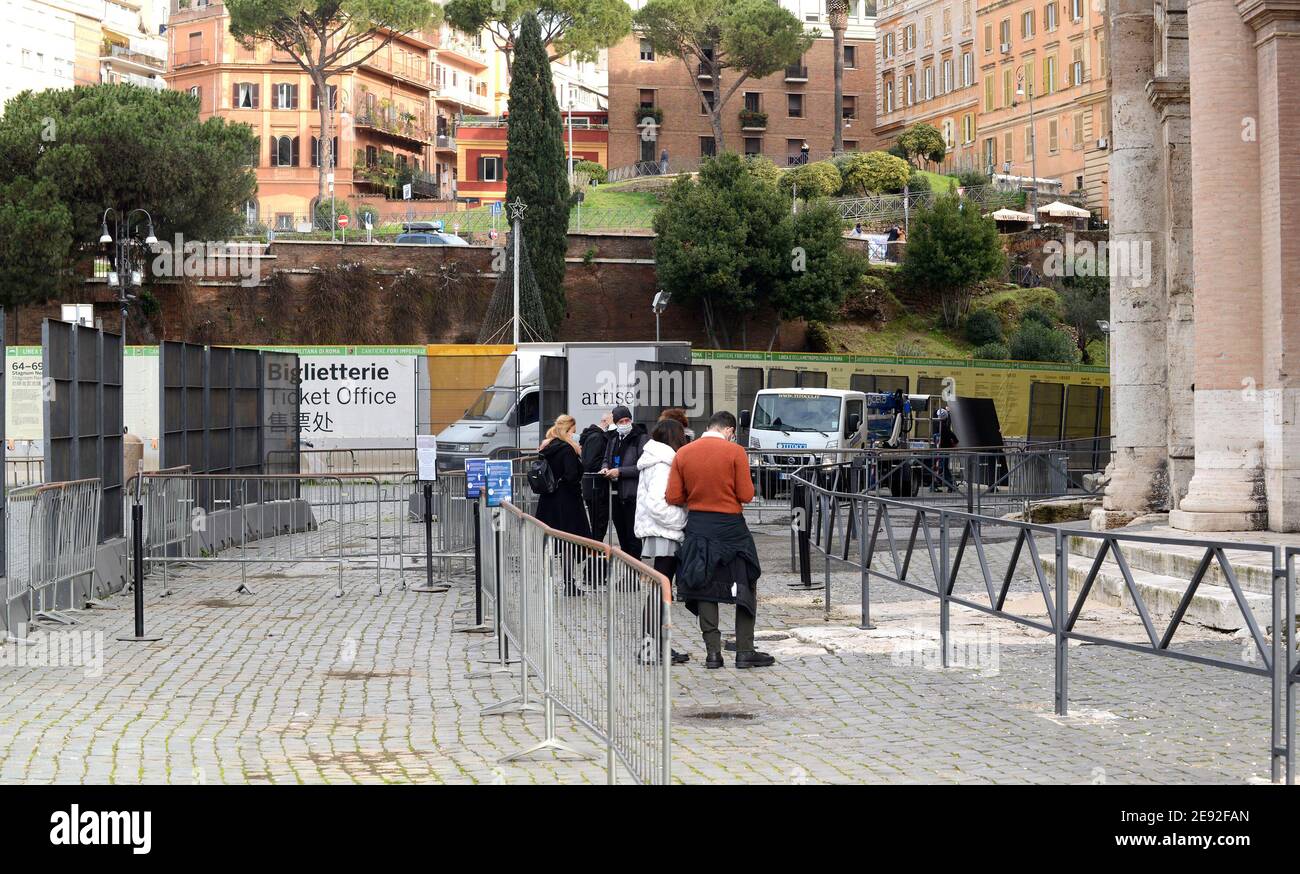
left=362, top=53, right=431, bottom=85
left=436, top=34, right=489, bottom=68
left=102, top=69, right=166, bottom=90
left=436, top=85, right=490, bottom=113
left=353, top=108, right=434, bottom=145
left=101, top=43, right=165, bottom=73
left=172, top=48, right=209, bottom=67
left=784, top=64, right=809, bottom=82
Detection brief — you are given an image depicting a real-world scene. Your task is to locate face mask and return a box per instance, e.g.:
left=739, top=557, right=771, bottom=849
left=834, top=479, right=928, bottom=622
left=616, top=423, right=632, bottom=437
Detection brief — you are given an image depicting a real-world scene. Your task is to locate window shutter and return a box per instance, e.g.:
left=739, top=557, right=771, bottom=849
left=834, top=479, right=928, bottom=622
left=311, top=137, right=318, bottom=167
left=251, top=83, right=259, bottom=108
left=269, top=136, right=276, bottom=165
left=292, top=136, right=300, bottom=166
left=232, top=82, right=239, bottom=108
left=311, top=85, right=318, bottom=109
left=290, top=84, right=298, bottom=109
left=477, top=156, right=485, bottom=179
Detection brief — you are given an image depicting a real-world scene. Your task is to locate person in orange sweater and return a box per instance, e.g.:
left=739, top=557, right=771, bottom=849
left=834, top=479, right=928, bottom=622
left=666, top=411, right=775, bottom=669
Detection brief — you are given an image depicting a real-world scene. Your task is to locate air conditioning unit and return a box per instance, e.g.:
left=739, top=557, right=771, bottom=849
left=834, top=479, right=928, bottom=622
left=1000, top=42, right=1011, bottom=54
left=1096, top=137, right=1108, bottom=149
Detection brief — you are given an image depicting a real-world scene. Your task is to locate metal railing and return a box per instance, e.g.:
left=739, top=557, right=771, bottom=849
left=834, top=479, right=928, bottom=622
left=475, top=497, right=672, bottom=784
left=6, top=456, right=44, bottom=487
left=4, top=479, right=103, bottom=642
left=790, top=468, right=1298, bottom=784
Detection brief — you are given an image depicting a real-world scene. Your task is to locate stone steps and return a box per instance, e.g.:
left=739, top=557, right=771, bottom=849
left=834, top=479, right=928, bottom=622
left=1040, top=549, right=1273, bottom=633
left=1067, top=535, right=1276, bottom=596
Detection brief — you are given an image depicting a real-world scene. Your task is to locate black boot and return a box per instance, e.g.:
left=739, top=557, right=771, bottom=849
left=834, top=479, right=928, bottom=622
left=705, top=652, right=724, bottom=669
left=736, top=650, right=776, bottom=669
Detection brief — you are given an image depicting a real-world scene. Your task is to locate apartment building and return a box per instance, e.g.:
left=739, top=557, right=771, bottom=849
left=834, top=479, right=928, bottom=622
left=873, top=0, right=981, bottom=173
left=608, top=0, right=878, bottom=170
left=164, top=1, right=509, bottom=224
left=1, top=0, right=167, bottom=114
left=974, top=0, right=1109, bottom=217
left=455, top=109, right=610, bottom=204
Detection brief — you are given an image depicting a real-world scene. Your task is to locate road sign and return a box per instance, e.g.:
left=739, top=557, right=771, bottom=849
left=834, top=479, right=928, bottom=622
left=490, top=202, right=502, bottom=217
left=337, top=214, right=350, bottom=228
left=403, top=183, right=412, bottom=200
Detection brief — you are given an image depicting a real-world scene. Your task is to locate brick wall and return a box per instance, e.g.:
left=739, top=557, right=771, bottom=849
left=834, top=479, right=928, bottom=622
left=12, top=234, right=806, bottom=350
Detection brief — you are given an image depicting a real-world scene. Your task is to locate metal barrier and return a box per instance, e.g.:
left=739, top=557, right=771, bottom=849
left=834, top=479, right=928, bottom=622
left=791, top=468, right=1298, bottom=784
left=746, top=446, right=1103, bottom=528
left=136, top=467, right=538, bottom=597
left=3, top=479, right=102, bottom=642
left=266, top=448, right=416, bottom=480
left=477, top=498, right=672, bottom=785
left=6, top=456, right=44, bottom=487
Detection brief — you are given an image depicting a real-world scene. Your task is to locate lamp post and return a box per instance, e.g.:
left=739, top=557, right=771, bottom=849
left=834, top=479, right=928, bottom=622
left=99, top=207, right=157, bottom=344
left=1096, top=319, right=1113, bottom=364
left=652, top=290, right=671, bottom=342
left=1014, top=67, right=1040, bottom=222
left=567, top=99, right=575, bottom=184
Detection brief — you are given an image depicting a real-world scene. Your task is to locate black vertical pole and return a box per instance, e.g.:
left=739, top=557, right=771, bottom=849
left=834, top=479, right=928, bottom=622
left=132, top=503, right=144, bottom=637
left=412, top=480, right=448, bottom=594
left=473, top=499, right=483, bottom=625
left=118, top=501, right=161, bottom=642
left=423, top=482, right=434, bottom=590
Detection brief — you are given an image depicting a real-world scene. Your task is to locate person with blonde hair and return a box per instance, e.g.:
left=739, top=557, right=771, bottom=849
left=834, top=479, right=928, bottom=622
left=536, top=414, right=592, bottom=593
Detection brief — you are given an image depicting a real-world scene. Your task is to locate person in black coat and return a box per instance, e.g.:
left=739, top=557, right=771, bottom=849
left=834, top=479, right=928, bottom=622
left=578, top=413, right=612, bottom=541
left=537, top=415, right=593, bottom=593
left=536, top=414, right=592, bottom=540
left=601, top=405, right=649, bottom=559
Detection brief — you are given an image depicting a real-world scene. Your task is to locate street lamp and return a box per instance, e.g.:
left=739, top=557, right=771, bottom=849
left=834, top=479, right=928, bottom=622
left=1013, top=67, right=1040, bottom=222
left=1097, top=319, right=1113, bottom=364
left=652, top=290, right=671, bottom=342
left=99, top=207, right=157, bottom=344
left=567, top=99, right=575, bottom=186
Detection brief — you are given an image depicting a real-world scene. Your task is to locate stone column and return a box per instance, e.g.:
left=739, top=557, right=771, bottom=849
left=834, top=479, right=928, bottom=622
left=1239, top=0, right=1300, bottom=531
left=1150, top=1, right=1195, bottom=508
left=1169, top=0, right=1267, bottom=531
left=1092, top=0, right=1171, bottom=530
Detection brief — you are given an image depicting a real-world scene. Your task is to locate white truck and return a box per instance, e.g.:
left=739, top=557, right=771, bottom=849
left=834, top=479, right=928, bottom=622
left=434, top=341, right=692, bottom=473
left=741, top=387, right=934, bottom=496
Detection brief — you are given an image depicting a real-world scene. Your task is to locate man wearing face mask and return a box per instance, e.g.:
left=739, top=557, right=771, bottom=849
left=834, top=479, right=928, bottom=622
left=579, top=412, right=613, bottom=542
left=601, top=405, right=649, bottom=558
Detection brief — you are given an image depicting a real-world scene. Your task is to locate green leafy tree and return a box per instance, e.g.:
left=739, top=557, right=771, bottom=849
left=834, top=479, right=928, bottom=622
left=900, top=195, right=1005, bottom=328
left=636, top=0, right=813, bottom=151
left=506, top=13, right=569, bottom=335
left=0, top=85, right=257, bottom=329
left=896, top=122, right=947, bottom=168
left=780, top=160, right=841, bottom=199
left=0, top=177, right=74, bottom=331
left=653, top=152, right=856, bottom=348
left=1061, top=259, right=1109, bottom=360
left=744, top=154, right=783, bottom=187
left=226, top=0, right=440, bottom=205
left=444, top=0, right=631, bottom=67
left=837, top=150, right=911, bottom=195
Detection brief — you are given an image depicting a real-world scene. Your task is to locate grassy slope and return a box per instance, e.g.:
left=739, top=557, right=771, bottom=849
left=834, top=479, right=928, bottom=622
left=823, top=280, right=1059, bottom=360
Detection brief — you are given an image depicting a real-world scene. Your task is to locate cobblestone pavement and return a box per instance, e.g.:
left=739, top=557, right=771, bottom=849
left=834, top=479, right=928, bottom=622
left=0, top=519, right=1283, bottom=785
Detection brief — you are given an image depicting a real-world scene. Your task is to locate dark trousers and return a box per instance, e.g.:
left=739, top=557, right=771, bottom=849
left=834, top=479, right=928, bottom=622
left=697, top=601, right=755, bottom=656
left=585, top=484, right=609, bottom=543
left=611, top=497, right=641, bottom=559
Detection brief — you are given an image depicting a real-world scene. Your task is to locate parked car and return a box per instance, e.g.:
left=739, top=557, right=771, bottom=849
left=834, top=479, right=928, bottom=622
left=394, top=231, right=468, bottom=246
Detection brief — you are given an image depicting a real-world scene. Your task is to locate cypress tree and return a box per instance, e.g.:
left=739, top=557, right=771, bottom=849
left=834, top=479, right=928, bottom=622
left=505, top=13, right=569, bottom=336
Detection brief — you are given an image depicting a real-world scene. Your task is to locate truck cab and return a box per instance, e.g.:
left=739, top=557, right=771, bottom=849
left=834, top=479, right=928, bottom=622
left=435, top=360, right=541, bottom=473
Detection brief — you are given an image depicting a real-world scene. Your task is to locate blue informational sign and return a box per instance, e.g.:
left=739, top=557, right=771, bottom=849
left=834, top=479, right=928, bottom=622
left=490, top=201, right=503, bottom=216
left=465, top=457, right=487, bottom=498
left=485, top=460, right=513, bottom=508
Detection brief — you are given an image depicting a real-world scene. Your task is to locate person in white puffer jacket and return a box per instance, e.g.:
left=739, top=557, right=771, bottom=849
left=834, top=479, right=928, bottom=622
left=634, top=418, right=690, bottom=665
